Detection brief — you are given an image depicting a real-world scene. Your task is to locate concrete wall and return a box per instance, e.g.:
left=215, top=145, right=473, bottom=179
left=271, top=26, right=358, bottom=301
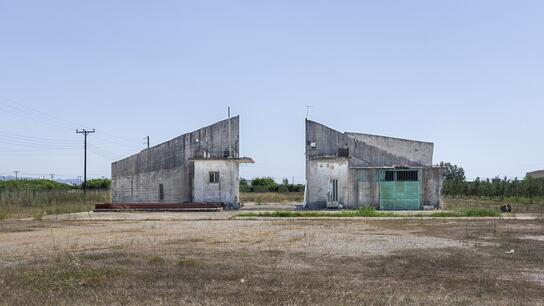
left=352, top=168, right=380, bottom=209
left=421, top=168, right=443, bottom=209
left=111, top=117, right=239, bottom=203
left=192, top=160, right=240, bottom=204
left=306, top=158, right=350, bottom=209
left=345, top=132, right=433, bottom=166
left=527, top=170, right=544, bottom=179
left=305, top=120, right=432, bottom=167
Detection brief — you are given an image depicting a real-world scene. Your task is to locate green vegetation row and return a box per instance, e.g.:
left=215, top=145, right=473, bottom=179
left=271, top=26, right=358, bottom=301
left=237, top=208, right=501, bottom=218
left=240, top=177, right=304, bottom=193
left=0, top=178, right=111, bottom=191
left=440, top=162, right=544, bottom=204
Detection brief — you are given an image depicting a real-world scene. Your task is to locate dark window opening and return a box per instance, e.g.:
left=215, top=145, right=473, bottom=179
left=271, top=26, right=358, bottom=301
left=159, top=184, right=164, bottom=200
left=397, top=171, right=418, bottom=181
left=337, top=148, right=349, bottom=157
left=385, top=171, right=395, bottom=181
left=209, top=171, right=220, bottom=183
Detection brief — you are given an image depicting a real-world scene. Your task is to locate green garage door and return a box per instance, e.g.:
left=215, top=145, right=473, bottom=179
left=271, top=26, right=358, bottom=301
left=379, top=170, right=421, bottom=210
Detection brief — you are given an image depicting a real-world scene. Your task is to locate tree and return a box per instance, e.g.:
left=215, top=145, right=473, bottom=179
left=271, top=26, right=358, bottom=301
left=439, top=162, right=466, bottom=181
left=522, top=176, right=540, bottom=204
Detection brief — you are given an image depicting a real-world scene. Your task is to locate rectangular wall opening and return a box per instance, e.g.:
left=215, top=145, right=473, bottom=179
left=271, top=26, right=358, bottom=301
left=209, top=171, right=220, bottom=183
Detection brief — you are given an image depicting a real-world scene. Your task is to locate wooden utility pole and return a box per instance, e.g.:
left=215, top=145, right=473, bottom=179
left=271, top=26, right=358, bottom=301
left=76, top=129, right=95, bottom=193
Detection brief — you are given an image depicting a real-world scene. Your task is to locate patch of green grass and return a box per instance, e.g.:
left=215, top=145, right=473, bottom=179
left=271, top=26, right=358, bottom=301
left=31, top=211, right=45, bottom=221
left=237, top=208, right=501, bottom=218
left=176, top=257, right=197, bottom=267
left=21, top=266, right=117, bottom=290
left=147, top=256, right=165, bottom=266
left=461, top=208, right=501, bottom=217
left=0, top=209, right=7, bottom=220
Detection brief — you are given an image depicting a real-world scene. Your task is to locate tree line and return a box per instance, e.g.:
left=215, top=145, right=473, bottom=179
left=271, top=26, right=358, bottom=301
left=240, top=177, right=305, bottom=193
left=440, top=162, right=544, bottom=204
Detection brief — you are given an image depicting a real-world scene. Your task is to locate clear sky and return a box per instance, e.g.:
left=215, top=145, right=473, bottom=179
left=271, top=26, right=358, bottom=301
left=0, top=0, right=542, bottom=182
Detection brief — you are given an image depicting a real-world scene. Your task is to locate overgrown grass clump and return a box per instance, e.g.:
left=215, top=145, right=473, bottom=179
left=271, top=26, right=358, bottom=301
left=237, top=208, right=501, bottom=218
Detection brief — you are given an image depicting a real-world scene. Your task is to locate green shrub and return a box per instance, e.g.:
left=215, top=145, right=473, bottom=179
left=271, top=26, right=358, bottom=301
left=461, top=208, right=500, bottom=217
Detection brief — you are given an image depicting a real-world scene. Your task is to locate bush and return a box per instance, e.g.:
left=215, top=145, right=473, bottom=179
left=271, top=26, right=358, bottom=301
left=84, top=179, right=111, bottom=190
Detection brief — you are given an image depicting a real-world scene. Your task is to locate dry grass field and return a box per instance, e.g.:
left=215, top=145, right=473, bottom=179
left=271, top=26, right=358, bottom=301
left=1, top=211, right=543, bottom=305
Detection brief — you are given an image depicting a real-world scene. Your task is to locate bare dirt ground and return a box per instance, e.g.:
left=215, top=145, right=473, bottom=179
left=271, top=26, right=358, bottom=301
left=1, top=211, right=543, bottom=305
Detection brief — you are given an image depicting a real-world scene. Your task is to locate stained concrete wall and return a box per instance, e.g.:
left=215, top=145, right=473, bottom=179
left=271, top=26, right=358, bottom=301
left=192, top=160, right=240, bottom=204
left=305, top=120, right=432, bottom=168
left=345, top=132, right=433, bottom=166
left=111, top=117, right=239, bottom=203
left=421, top=167, right=443, bottom=209
left=527, top=170, right=544, bottom=179
left=352, top=168, right=380, bottom=209
left=306, top=158, right=349, bottom=208
left=305, top=119, right=443, bottom=209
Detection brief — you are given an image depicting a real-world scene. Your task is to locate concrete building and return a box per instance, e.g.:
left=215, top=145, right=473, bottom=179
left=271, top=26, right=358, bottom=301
left=111, top=116, right=253, bottom=208
left=305, top=120, right=443, bottom=210
left=527, top=170, right=544, bottom=179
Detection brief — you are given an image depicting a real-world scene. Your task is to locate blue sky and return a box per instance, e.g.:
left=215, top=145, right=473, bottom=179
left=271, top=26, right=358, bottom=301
left=0, top=0, right=542, bottom=182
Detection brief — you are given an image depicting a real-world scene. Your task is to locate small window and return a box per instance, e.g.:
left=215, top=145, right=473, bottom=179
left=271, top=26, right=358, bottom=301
left=397, top=171, right=418, bottom=181
left=385, top=171, right=395, bottom=181
left=209, top=171, right=220, bottom=183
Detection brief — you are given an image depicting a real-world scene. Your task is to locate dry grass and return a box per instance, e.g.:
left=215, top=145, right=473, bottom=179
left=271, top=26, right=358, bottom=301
left=1, top=217, right=543, bottom=305
left=0, top=190, right=109, bottom=219
left=240, top=192, right=303, bottom=204
left=444, top=197, right=544, bottom=214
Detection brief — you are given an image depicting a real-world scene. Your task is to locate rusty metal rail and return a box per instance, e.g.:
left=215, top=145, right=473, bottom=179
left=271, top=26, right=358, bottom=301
left=94, top=202, right=224, bottom=212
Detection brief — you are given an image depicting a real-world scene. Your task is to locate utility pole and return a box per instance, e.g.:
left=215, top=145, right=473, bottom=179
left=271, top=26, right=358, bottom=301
left=227, top=106, right=232, bottom=158
left=14, top=170, right=19, bottom=180
left=50, top=174, right=54, bottom=181
left=76, top=129, right=95, bottom=193
left=305, top=105, right=313, bottom=119
left=143, top=136, right=150, bottom=149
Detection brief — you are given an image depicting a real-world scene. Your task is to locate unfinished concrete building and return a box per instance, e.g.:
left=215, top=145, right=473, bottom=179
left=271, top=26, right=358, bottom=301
left=111, top=116, right=253, bottom=208
left=527, top=170, right=544, bottom=179
left=305, top=120, right=443, bottom=210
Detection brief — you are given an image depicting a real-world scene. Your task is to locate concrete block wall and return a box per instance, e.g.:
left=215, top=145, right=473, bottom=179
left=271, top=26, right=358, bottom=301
left=111, top=117, right=239, bottom=203
left=192, top=160, right=240, bottom=204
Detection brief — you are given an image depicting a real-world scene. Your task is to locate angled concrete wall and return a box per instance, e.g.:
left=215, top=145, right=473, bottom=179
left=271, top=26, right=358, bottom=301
left=111, top=117, right=239, bottom=203
left=345, top=132, right=433, bottom=167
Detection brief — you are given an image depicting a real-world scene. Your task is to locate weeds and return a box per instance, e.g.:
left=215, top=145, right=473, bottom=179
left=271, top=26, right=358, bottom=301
left=240, top=192, right=303, bottom=203
left=237, top=208, right=501, bottom=218
left=147, top=256, right=165, bottom=266
left=176, top=257, right=197, bottom=267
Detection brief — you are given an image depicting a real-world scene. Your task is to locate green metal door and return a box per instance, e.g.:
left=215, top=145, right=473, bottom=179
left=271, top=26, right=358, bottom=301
left=379, top=170, right=421, bottom=210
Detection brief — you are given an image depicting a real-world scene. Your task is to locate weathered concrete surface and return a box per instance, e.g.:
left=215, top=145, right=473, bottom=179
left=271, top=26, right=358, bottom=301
left=306, top=158, right=349, bottom=207
left=345, top=132, right=433, bottom=167
left=112, top=117, right=240, bottom=203
left=192, top=159, right=240, bottom=204
left=305, top=120, right=443, bottom=209
left=527, top=170, right=544, bottom=179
